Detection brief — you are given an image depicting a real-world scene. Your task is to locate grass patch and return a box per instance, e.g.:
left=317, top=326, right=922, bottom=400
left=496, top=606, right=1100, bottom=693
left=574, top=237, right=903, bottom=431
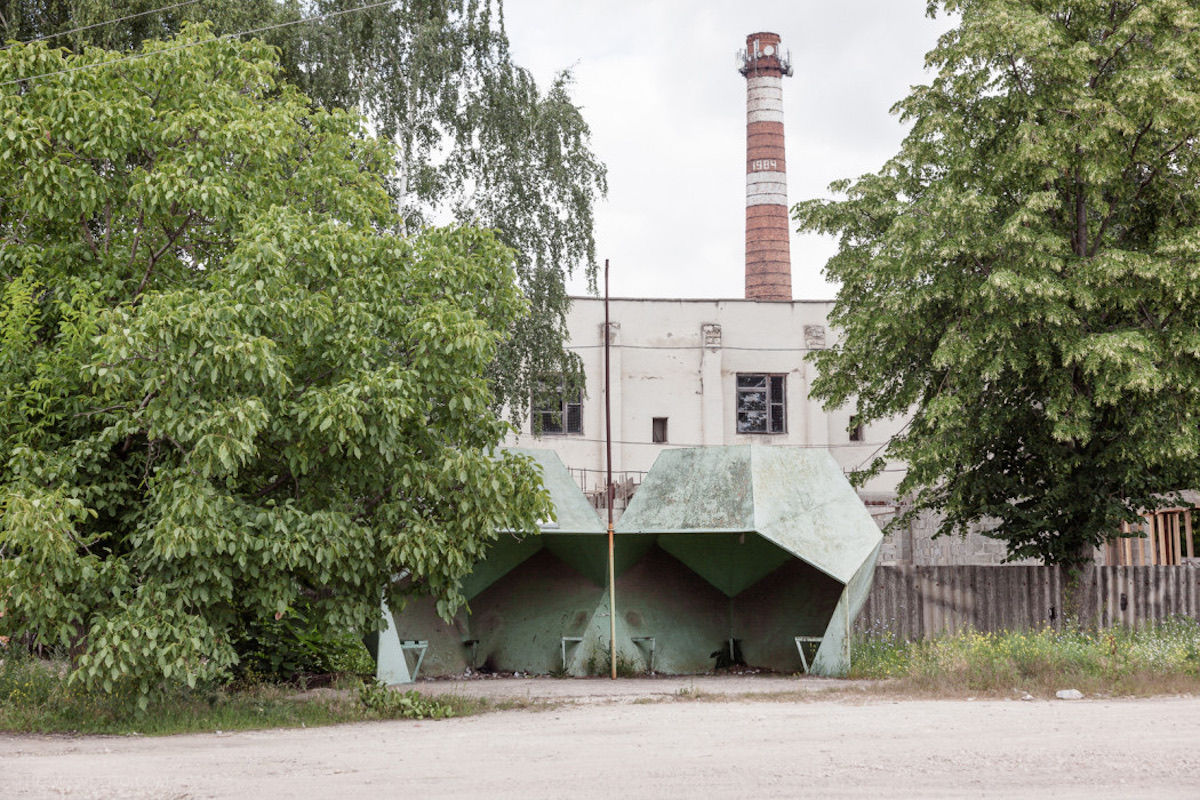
left=9, top=618, right=1200, bottom=735
left=435, top=694, right=560, bottom=714
left=851, top=617, right=1200, bottom=697
left=0, top=648, right=473, bottom=736
left=0, top=646, right=571, bottom=735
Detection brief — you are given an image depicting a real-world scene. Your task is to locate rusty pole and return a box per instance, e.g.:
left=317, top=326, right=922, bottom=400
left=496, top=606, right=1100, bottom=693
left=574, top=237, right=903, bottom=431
left=604, top=258, right=616, bottom=679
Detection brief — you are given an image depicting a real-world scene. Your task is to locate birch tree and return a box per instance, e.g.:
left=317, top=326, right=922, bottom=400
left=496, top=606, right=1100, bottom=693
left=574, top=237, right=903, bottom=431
left=1, top=0, right=607, bottom=416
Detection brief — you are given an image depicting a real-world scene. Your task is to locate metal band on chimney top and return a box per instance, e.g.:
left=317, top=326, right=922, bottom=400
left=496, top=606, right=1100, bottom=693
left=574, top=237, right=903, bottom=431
left=739, top=32, right=793, bottom=301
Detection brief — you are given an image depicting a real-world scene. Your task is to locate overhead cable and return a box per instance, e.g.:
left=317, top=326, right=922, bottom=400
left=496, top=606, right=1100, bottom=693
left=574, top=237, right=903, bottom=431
left=565, top=343, right=823, bottom=353
left=1, top=0, right=206, bottom=50
left=0, top=0, right=396, bottom=88
left=515, top=435, right=897, bottom=451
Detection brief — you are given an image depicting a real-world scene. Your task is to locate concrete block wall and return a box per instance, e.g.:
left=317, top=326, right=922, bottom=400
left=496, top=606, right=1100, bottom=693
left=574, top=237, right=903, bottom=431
left=866, top=498, right=1040, bottom=567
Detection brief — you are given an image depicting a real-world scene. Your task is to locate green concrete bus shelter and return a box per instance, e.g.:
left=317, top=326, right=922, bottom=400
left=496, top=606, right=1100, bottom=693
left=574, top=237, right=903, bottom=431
left=613, top=446, right=882, bottom=675
left=374, top=446, right=882, bottom=682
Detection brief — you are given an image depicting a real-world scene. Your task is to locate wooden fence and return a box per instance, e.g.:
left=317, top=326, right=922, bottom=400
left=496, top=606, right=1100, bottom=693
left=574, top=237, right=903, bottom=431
left=1107, top=508, right=1197, bottom=565
left=857, top=565, right=1200, bottom=639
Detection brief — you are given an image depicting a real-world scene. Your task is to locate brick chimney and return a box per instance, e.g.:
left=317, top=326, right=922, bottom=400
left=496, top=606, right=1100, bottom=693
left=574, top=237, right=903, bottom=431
left=739, top=32, right=793, bottom=301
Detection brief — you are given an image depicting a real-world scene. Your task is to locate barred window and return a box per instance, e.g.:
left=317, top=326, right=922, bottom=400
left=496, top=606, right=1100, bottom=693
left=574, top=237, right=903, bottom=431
left=532, top=376, right=583, bottom=435
left=736, top=374, right=786, bottom=434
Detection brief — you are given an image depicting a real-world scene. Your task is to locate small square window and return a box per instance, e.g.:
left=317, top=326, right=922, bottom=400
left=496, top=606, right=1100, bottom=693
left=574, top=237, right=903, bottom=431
left=849, top=415, right=864, bottom=442
left=736, top=374, right=786, bottom=434
left=652, top=417, right=668, bottom=443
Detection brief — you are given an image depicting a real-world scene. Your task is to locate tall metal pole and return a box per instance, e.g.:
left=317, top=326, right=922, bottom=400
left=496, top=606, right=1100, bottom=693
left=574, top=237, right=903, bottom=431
left=604, top=259, right=617, bottom=680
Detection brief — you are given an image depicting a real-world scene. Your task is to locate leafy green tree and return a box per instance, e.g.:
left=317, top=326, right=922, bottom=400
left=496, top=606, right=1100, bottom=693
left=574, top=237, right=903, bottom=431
left=0, top=29, right=552, bottom=702
left=796, top=1, right=1200, bottom=567
left=1, top=0, right=607, bottom=417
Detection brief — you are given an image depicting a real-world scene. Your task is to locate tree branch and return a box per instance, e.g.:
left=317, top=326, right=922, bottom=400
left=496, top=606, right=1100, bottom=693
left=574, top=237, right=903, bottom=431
left=1074, top=162, right=1088, bottom=257
left=73, top=404, right=132, bottom=418
left=79, top=215, right=99, bottom=256
left=1006, top=53, right=1028, bottom=95
left=161, top=435, right=188, bottom=459
left=103, top=200, right=112, bottom=254
left=142, top=439, right=159, bottom=486
left=292, top=368, right=338, bottom=398
left=133, top=212, right=196, bottom=302
left=120, top=392, right=158, bottom=453
left=1129, top=121, right=1153, bottom=162
left=255, top=471, right=295, bottom=498
left=0, top=210, right=29, bottom=260
left=1159, top=134, right=1195, bottom=165
left=358, top=486, right=393, bottom=520
left=1091, top=32, right=1138, bottom=89
left=128, top=208, right=145, bottom=273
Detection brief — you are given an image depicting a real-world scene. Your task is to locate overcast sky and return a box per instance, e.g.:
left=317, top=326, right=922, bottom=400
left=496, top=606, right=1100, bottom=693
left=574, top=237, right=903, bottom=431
left=501, top=1, right=956, bottom=300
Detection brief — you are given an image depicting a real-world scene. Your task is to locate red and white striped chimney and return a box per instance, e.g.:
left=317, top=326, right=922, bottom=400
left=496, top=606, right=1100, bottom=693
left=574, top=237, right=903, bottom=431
left=739, top=32, right=793, bottom=301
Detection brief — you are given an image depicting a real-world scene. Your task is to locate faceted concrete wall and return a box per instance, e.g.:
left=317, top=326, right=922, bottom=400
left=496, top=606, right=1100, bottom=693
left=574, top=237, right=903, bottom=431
left=378, top=446, right=884, bottom=681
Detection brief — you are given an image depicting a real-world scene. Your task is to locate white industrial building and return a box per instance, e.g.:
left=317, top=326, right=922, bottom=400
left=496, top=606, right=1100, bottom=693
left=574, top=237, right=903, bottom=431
left=504, top=295, right=1040, bottom=567
left=503, top=32, right=1025, bottom=566
left=506, top=296, right=905, bottom=509
left=504, top=33, right=907, bottom=528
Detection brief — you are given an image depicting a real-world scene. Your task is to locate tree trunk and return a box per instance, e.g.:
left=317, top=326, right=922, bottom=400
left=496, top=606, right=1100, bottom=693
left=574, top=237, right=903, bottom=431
left=1061, top=539, right=1096, bottom=628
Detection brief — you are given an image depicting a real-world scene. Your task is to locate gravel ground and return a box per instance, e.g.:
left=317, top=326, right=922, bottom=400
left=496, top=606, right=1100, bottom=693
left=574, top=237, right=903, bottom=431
left=4, top=676, right=1199, bottom=799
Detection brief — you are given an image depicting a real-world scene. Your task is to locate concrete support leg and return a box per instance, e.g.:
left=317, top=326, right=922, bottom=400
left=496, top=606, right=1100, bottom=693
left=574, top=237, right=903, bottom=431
left=375, top=600, right=414, bottom=685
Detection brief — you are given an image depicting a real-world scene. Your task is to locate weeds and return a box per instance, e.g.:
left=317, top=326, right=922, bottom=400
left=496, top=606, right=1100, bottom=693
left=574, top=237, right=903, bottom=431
left=230, top=607, right=376, bottom=685
left=0, top=646, right=464, bottom=735
left=0, top=648, right=364, bottom=734
left=8, top=620, right=1200, bottom=735
left=584, top=646, right=641, bottom=678
left=851, top=617, right=1200, bottom=696
left=357, top=683, right=455, bottom=720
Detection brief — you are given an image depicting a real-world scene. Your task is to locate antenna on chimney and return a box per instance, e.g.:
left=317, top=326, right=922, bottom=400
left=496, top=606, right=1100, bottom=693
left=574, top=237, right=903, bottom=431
left=739, top=32, right=793, bottom=301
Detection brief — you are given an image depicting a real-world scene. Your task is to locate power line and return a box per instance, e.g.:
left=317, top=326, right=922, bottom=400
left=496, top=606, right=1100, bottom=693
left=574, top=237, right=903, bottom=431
left=516, top=435, right=898, bottom=450
left=849, top=373, right=950, bottom=473
left=1, top=0, right=206, bottom=50
left=563, top=459, right=909, bottom=474
left=0, top=0, right=397, bottom=89
left=566, top=460, right=902, bottom=479
left=566, top=343, right=822, bottom=353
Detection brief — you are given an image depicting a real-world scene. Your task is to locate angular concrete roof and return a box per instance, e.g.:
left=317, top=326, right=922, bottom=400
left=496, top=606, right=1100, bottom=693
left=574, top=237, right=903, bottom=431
left=615, top=446, right=882, bottom=585
left=509, top=448, right=605, bottom=534
left=458, top=449, right=604, bottom=601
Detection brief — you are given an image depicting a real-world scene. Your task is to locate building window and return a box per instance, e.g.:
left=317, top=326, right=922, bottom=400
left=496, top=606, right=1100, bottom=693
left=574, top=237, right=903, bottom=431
left=849, top=415, right=864, bottom=442
left=736, top=374, right=786, bottom=434
left=532, top=376, right=582, bottom=435
left=652, top=417, right=668, bottom=443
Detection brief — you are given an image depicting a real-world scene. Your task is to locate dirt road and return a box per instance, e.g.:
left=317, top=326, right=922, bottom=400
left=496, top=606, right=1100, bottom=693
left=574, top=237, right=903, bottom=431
left=4, top=677, right=1198, bottom=798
